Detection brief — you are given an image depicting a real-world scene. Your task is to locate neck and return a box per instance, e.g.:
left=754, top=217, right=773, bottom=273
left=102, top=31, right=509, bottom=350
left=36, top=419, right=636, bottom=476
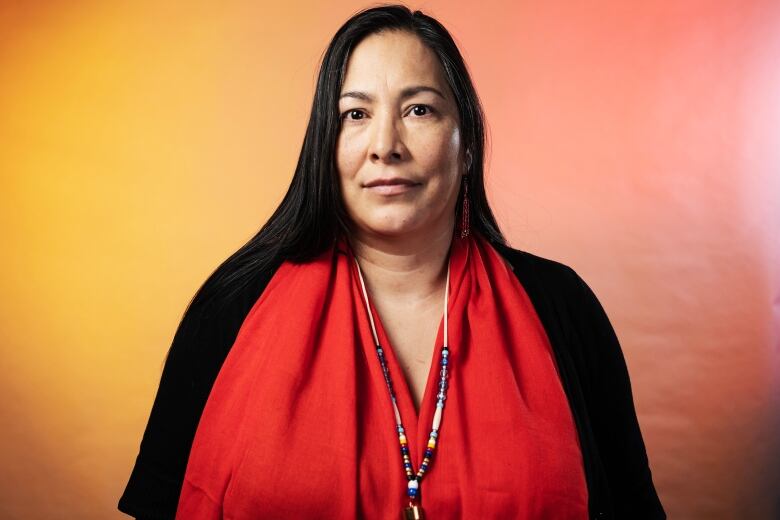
left=347, top=223, right=455, bottom=306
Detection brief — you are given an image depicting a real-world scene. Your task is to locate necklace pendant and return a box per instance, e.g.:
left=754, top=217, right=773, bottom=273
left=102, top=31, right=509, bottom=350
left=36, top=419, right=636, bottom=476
left=403, top=504, right=425, bottom=520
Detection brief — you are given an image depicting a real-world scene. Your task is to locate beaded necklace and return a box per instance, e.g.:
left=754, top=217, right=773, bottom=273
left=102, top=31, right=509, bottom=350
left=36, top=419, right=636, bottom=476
left=353, top=251, right=452, bottom=520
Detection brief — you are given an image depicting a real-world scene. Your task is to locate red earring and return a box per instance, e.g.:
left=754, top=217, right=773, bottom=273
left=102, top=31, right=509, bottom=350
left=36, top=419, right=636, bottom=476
left=460, top=175, right=470, bottom=239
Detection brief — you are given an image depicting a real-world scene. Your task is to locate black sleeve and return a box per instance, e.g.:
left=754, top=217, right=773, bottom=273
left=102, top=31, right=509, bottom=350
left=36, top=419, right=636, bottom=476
left=571, top=272, right=666, bottom=519
left=117, top=281, right=266, bottom=519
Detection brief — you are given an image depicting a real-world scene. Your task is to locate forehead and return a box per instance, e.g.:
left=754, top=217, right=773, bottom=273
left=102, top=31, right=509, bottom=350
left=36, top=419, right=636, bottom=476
left=341, top=30, right=447, bottom=94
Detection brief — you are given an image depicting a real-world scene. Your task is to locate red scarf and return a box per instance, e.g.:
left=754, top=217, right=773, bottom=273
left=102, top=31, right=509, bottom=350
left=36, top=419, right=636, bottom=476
left=176, top=231, right=588, bottom=518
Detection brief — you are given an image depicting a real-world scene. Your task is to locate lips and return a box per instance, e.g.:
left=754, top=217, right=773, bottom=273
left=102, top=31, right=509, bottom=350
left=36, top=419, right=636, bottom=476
left=363, top=177, right=420, bottom=188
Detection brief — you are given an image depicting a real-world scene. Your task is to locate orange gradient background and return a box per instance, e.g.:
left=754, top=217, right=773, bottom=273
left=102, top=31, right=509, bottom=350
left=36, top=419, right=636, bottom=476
left=1, top=1, right=778, bottom=518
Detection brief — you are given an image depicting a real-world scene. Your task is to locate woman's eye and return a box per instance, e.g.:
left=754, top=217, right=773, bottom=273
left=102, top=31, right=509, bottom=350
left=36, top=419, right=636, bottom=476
left=410, top=104, right=434, bottom=117
left=342, top=109, right=365, bottom=121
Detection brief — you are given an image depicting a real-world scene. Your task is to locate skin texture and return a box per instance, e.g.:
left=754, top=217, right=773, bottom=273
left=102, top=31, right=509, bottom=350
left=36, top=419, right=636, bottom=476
left=335, top=30, right=467, bottom=412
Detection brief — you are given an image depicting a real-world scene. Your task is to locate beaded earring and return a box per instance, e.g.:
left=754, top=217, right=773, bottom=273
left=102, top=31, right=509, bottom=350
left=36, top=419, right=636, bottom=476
left=460, top=175, right=470, bottom=239
left=460, top=150, right=472, bottom=239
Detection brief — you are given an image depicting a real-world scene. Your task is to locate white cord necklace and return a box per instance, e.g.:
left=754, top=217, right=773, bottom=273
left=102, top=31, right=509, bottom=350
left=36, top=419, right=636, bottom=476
left=353, top=252, right=452, bottom=520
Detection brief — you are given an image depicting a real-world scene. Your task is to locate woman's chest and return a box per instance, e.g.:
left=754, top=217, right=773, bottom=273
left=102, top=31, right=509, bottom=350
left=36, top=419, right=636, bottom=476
left=219, top=340, right=588, bottom=519
left=379, top=307, right=442, bottom=413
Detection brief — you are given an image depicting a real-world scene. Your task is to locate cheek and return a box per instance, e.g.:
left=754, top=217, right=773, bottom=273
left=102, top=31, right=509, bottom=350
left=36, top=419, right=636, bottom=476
left=335, top=135, right=361, bottom=180
left=418, top=125, right=461, bottom=179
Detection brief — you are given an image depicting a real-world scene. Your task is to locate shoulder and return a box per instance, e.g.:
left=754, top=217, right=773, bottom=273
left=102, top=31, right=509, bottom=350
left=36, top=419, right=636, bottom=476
left=489, top=240, right=626, bottom=387
left=487, top=238, right=611, bottom=346
left=118, top=255, right=286, bottom=518
left=488, top=239, right=587, bottom=303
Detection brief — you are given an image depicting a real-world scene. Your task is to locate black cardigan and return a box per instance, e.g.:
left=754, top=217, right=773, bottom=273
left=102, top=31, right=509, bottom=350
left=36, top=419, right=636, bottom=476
left=118, top=240, right=666, bottom=519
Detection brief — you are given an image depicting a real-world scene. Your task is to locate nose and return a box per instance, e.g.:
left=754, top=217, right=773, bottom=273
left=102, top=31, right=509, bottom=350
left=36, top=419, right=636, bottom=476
left=369, top=109, right=404, bottom=164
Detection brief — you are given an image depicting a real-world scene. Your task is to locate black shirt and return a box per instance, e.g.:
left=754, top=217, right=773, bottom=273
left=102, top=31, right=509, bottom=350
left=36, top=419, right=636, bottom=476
left=118, top=240, right=666, bottom=519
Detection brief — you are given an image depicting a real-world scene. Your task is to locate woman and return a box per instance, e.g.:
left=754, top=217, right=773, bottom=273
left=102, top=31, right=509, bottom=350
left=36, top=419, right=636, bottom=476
left=118, top=5, right=665, bottom=519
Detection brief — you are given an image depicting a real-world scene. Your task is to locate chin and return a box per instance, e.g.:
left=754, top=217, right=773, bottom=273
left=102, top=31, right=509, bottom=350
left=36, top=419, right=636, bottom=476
left=357, top=216, right=421, bottom=238
left=368, top=224, right=416, bottom=237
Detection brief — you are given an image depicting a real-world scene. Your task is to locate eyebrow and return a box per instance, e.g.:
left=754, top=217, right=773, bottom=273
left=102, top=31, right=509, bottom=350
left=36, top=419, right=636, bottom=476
left=339, top=85, right=446, bottom=102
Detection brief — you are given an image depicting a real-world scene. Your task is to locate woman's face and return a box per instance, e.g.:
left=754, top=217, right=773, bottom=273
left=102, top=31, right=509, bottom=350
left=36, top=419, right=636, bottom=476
left=336, top=30, right=464, bottom=241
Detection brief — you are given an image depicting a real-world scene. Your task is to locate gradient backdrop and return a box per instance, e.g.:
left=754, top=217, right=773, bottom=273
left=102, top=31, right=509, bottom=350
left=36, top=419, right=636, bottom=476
left=1, top=1, right=778, bottom=518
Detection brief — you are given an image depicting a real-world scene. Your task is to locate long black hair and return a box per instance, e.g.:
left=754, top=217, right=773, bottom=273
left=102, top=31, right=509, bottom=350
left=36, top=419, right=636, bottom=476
left=177, top=4, right=506, bottom=331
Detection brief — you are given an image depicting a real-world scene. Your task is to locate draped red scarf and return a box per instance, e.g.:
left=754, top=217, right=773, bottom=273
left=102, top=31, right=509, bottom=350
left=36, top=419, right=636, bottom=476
left=176, top=231, right=588, bottom=518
